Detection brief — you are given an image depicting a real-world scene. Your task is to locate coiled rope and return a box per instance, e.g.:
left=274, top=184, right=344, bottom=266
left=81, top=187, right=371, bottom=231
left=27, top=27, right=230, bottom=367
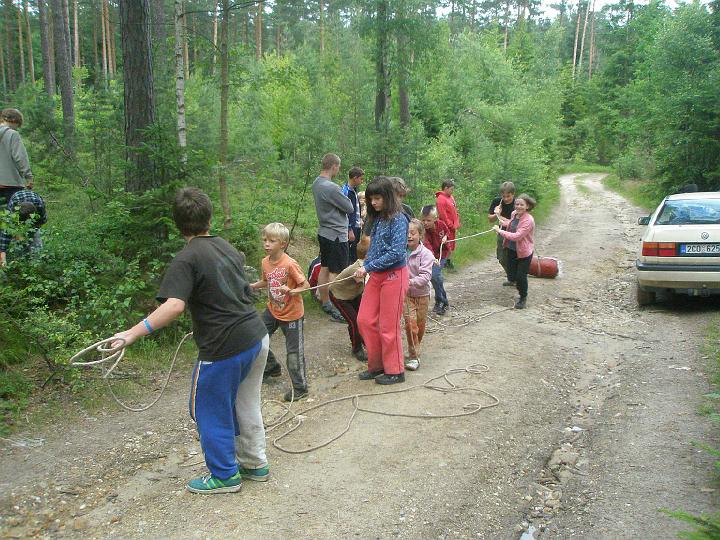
left=69, top=332, right=194, bottom=412
left=262, top=363, right=500, bottom=454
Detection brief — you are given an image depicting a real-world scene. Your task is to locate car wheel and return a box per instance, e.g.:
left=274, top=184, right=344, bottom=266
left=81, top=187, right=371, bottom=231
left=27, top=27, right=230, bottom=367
left=636, top=283, right=656, bottom=306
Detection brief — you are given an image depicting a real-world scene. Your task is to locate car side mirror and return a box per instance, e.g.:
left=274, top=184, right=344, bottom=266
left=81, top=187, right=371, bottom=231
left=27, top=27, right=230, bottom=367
left=638, top=216, right=650, bottom=226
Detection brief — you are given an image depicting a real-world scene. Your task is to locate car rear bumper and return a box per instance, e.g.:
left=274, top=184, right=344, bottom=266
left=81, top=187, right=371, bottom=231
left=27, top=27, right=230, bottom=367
left=636, top=260, right=720, bottom=291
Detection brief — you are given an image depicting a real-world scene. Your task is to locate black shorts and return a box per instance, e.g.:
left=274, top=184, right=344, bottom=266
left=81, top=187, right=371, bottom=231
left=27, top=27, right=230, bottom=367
left=318, top=235, right=349, bottom=274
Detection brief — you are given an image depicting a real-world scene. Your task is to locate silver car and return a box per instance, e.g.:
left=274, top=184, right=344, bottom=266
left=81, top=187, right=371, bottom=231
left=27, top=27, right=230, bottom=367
left=636, top=192, right=720, bottom=305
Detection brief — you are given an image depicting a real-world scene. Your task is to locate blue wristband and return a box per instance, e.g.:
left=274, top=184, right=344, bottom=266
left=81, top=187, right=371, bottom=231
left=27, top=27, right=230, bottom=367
left=143, top=318, right=154, bottom=334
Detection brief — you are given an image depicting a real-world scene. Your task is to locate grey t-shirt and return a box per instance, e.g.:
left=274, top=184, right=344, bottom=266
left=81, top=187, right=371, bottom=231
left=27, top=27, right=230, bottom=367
left=312, top=175, right=354, bottom=242
left=157, top=236, right=267, bottom=361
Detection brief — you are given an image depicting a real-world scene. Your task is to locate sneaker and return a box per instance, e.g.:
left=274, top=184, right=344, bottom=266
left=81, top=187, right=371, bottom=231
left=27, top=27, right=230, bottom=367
left=283, top=388, right=309, bottom=402
left=238, top=464, right=270, bottom=482
left=502, top=280, right=516, bottom=287
left=353, top=348, right=368, bottom=362
left=375, top=373, right=405, bottom=385
left=405, top=358, right=420, bottom=371
left=514, top=297, right=527, bottom=309
left=436, top=304, right=447, bottom=316
left=358, top=369, right=384, bottom=380
left=432, top=303, right=443, bottom=315
left=329, top=310, right=346, bottom=323
left=321, top=301, right=335, bottom=314
left=186, top=472, right=242, bottom=494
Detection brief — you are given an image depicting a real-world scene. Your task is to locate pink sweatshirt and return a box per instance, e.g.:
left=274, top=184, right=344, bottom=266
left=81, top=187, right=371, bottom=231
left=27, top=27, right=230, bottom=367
left=498, top=211, right=535, bottom=259
left=407, top=243, right=434, bottom=297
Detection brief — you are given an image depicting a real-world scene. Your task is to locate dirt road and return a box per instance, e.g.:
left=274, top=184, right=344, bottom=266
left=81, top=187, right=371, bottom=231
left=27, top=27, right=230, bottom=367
left=1, top=173, right=717, bottom=539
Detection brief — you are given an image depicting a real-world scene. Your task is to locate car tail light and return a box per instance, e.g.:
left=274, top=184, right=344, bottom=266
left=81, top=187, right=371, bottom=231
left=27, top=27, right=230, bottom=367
left=642, top=242, right=677, bottom=256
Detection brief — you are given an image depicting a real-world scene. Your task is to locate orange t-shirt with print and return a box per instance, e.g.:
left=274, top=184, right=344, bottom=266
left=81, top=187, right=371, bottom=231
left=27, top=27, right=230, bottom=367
left=261, top=253, right=306, bottom=321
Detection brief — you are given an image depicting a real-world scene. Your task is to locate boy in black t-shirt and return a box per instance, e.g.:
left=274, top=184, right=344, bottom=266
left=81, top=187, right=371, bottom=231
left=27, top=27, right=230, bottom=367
left=112, top=188, right=270, bottom=494
left=487, top=181, right=516, bottom=285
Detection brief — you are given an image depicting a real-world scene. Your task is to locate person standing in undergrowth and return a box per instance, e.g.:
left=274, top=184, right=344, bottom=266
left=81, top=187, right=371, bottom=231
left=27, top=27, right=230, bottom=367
left=0, top=188, right=47, bottom=267
left=435, top=179, right=460, bottom=269
left=251, top=223, right=311, bottom=402
left=312, top=153, right=354, bottom=323
left=112, top=187, right=271, bottom=494
left=0, top=108, right=34, bottom=206
left=329, top=235, right=370, bottom=362
left=488, top=181, right=516, bottom=286
left=493, top=193, right=536, bottom=310
left=404, top=219, right=434, bottom=372
left=342, top=166, right=365, bottom=263
left=421, top=205, right=451, bottom=316
left=355, top=176, right=409, bottom=385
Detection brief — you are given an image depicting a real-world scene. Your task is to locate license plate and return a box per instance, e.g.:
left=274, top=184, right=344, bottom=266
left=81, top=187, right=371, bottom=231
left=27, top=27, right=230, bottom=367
left=681, top=243, right=720, bottom=254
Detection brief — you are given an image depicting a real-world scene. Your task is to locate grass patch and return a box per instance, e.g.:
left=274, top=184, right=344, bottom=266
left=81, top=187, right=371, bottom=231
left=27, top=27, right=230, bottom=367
left=559, top=162, right=613, bottom=174
left=662, top=317, right=720, bottom=537
left=602, top=174, right=663, bottom=211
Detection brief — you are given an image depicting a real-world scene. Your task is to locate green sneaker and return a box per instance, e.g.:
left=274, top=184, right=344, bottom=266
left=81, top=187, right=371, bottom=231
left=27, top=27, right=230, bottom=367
left=186, top=472, right=242, bottom=494
left=238, top=464, right=270, bottom=482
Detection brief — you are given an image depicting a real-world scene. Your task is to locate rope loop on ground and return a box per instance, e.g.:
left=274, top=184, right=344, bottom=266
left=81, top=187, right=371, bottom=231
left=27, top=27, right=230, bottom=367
left=263, top=362, right=500, bottom=454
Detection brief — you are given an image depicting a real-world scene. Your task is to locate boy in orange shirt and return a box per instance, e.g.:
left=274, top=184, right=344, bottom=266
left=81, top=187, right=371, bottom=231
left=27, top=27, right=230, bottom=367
left=251, top=223, right=311, bottom=401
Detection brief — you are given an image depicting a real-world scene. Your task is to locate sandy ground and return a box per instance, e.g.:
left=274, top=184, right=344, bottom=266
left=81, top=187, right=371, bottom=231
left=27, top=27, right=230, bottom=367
left=1, top=173, right=718, bottom=539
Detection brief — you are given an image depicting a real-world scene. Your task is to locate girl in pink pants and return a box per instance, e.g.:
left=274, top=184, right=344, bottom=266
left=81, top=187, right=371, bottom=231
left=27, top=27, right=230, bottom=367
left=354, top=176, right=409, bottom=385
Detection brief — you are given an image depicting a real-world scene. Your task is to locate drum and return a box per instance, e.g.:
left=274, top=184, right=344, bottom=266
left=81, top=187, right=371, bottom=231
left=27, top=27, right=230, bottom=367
left=529, top=255, right=560, bottom=278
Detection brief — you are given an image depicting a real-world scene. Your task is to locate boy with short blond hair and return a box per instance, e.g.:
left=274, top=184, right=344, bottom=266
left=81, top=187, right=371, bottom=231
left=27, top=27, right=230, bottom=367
left=251, top=223, right=311, bottom=401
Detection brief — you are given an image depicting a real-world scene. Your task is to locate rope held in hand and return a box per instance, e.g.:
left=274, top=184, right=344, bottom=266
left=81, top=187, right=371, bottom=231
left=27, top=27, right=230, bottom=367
left=438, top=227, right=496, bottom=264
left=69, top=332, right=194, bottom=412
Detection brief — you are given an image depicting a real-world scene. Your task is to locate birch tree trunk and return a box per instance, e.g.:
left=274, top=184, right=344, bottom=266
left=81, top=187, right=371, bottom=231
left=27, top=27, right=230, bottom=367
left=24, top=0, right=34, bottom=81
left=578, top=0, right=592, bottom=74
left=174, top=0, right=187, bottom=163
left=39, top=0, right=55, bottom=94
left=100, top=0, right=108, bottom=85
left=182, top=3, right=189, bottom=79
left=571, top=0, right=582, bottom=79
left=218, top=0, right=232, bottom=229
left=106, top=0, right=116, bottom=77
left=211, top=0, right=218, bottom=74
left=588, top=0, right=596, bottom=78
left=73, top=0, right=79, bottom=67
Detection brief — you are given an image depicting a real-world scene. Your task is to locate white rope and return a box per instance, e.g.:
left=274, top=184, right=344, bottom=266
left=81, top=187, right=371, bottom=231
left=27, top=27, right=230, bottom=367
left=69, top=332, right=193, bottom=412
left=305, top=274, right=357, bottom=292
left=437, top=227, right=495, bottom=264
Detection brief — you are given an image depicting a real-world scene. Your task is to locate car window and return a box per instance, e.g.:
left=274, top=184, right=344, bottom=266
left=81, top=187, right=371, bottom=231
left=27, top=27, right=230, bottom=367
left=655, top=199, right=720, bottom=225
